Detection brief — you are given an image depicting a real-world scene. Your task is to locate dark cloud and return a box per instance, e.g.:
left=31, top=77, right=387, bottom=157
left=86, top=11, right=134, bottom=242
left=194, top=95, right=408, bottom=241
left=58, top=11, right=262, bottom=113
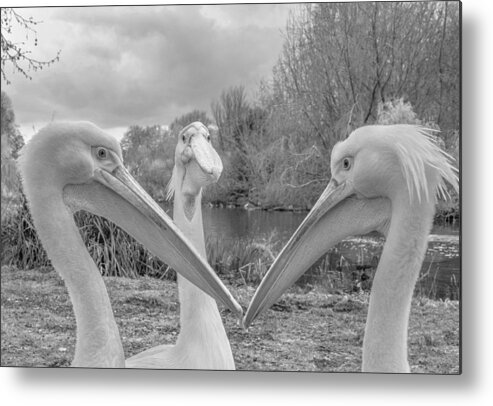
left=4, top=4, right=298, bottom=136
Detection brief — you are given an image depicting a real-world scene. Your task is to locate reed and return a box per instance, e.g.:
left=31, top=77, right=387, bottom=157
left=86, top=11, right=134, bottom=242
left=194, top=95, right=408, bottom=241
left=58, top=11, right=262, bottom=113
left=2, top=194, right=458, bottom=300
left=205, top=233, right=374, bottom=294
left=206, top=233, right=278, bottom=285
left=1, top=193, right=172, bottom=279
left=2, top=196, right=49, bottom=270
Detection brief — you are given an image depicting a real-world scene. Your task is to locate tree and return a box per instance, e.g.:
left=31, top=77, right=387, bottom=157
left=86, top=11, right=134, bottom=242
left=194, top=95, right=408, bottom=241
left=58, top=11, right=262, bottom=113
left=120, top=124, right=174, bottom=201
left=1, top=91, right=24, bottom=158
left=120, top=124, right=167, bottom=166
left=1, top=91, right=24, bottom=202
left=273, top=2, right=460, bottom=149
left=211, top=86, right=271, bottom=196
left=169, top=110, right=212, bottom=133
left=1, top=8, right=60, bottom=84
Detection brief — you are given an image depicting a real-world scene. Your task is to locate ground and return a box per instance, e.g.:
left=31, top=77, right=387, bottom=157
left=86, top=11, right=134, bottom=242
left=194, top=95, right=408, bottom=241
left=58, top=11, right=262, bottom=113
left=0, top=266, right=460, bottom=373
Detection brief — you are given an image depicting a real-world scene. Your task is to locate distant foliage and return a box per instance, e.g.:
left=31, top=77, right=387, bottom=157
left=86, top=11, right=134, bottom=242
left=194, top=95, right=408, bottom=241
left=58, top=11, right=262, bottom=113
left=376, top=98, right=422, bottom=126
left=1, top=3, right=460, bottom=282
left=209, top=85, right=330, bottom=209
left=1, top=91, right=24, bottom=158
left=210, top=86, right=268, bottom=203
left=121, top=124, right=174, bottom=201
left=169, top=110, right=212, bottom=133
left=203, top=2, right=459, bottom=210
left=273, top=2, right=459, bottom=143
left=1, top=91, right=24, bottom=208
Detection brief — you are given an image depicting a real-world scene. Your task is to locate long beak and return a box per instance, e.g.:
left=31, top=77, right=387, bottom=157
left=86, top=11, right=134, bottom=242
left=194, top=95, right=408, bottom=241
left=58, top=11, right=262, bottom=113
left=243, top=179, right=391, bottom=328
left=64, top=164, right=242, bottom=318
left=190, top=133, right=223, bottom=182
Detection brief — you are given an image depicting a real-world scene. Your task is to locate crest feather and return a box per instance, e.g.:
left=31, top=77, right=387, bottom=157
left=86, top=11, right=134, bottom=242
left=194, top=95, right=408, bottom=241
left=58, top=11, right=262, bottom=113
left=165, top=166, right=178, bottom=201
left=391, top=125, right=459, bottom=203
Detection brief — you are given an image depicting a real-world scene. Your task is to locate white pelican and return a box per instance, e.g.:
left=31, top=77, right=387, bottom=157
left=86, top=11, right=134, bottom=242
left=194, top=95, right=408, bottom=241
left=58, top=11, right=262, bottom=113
left=18, top=121, right=242, bottom=368
left=126, top=122, right=235, bottom=369
left=243, top=125, right=459, bottom=373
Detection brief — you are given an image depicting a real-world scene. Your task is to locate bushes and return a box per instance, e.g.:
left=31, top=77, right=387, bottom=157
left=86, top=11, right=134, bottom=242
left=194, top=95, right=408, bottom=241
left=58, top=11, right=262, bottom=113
left=2, top=196, right=49, bottom=270
left=1, top=194, right=172, bottom=279
left=117, top=99, right=459, bottom=216
left=121, top=125, right=176, bottom=202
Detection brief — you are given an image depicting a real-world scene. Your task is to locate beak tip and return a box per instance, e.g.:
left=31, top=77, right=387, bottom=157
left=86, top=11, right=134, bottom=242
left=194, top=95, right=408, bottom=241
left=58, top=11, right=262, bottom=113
left=229, top=301, right=244, bottom=320
left=241, top=313, right=252, bottom=330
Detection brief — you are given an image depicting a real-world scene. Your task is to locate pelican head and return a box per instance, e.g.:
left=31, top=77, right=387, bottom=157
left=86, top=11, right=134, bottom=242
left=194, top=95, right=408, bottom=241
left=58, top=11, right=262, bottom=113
left=243, top=124, right=458, bottom=328
left=18, top=121, right=242, bottom=318
left=167, top=122, right=223, bottom=201
left=328, top=125, right=458, bottom=204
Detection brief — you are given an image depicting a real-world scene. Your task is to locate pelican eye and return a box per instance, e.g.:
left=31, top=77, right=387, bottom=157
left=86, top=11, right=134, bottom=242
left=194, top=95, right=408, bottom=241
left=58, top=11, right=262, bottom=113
left=96, top=147, right=108, bottom=160
left=342, top=157, right=351, bottom=170
left=182, top=134, right=186, bottom=143
left=206, top=134, right=211, bottom=142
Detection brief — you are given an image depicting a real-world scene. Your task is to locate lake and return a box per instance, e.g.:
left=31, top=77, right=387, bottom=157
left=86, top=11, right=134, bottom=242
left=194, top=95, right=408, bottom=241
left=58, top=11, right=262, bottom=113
left=199, top=207, right=460, bottom=300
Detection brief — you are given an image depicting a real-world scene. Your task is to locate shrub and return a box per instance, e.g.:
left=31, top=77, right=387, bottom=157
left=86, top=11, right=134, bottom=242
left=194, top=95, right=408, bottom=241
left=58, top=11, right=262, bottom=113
left=1, top=193, right=173, bottom=279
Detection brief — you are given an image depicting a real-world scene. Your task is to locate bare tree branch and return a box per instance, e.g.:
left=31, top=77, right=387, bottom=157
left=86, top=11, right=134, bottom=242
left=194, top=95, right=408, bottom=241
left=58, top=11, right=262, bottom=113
left=1, top=8, right=61, bottom=84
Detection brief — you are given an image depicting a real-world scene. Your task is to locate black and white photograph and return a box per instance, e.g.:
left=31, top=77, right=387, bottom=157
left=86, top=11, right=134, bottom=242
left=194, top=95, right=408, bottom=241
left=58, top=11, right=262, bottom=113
left=0, top=0, right=472, bottom=398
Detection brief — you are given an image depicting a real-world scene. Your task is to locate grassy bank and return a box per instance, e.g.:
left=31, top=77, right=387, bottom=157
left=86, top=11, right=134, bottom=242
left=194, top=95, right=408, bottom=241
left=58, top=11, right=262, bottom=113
left=0, top=266, right=459, bottom=372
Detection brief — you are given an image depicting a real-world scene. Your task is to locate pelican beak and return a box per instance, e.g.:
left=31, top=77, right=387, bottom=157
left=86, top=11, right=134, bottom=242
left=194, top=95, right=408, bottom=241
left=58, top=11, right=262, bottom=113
left=189, top=131, right=223, bottom=183
left=243, top=179, right=390, bottom=328
left=67, top=163, right=242, bottom=318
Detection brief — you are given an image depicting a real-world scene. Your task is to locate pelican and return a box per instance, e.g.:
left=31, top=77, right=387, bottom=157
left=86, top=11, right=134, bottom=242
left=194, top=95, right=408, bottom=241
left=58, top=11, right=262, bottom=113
left=126, top=122, right=235, bottom=369
left=18, top=121, right=242, bottom=368
left=243, top=125, right=459, bottom=373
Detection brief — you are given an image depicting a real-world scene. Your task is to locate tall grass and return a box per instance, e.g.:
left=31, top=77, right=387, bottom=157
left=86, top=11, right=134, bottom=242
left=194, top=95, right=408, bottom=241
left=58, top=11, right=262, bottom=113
left=206, top=233, right=278, bottom=285
left=1, top=193, right=173, bottom=279
left=2, top=197, right=49, bottom=270
left=205, top=233, right=377, bottom=293
left=206, top=233, right=459, bottom=300
left=2, top=193, right=458, bottom=300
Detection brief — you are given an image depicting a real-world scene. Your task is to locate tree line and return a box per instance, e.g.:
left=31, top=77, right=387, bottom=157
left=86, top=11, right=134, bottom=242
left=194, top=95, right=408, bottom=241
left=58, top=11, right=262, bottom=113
left=2, top=2, right=459, bottom=214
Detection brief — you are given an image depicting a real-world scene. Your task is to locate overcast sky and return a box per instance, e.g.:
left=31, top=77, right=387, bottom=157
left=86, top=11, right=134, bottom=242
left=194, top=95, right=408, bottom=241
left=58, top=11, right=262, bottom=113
left=2, top=2, right=301, bottom=140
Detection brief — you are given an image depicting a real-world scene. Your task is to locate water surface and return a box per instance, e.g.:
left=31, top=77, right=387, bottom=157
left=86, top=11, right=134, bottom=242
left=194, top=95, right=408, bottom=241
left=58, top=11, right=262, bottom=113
left=188, top=207, right=460, bottom=299
left=201, top=207, right=459, bottom=241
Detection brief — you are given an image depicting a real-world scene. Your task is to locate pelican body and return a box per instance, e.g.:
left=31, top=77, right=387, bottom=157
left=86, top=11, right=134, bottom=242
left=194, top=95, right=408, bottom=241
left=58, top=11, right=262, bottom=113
left=127, top=121, right=235, bottom=369
left=244, top=125, right=459, bottom=373
left=18, top=121, right=242, bottom=368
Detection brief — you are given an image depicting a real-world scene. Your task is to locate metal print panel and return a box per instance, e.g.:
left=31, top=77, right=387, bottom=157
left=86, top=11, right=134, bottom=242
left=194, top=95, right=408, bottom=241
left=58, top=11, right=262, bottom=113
left=1, top=2, right=460, bottom=373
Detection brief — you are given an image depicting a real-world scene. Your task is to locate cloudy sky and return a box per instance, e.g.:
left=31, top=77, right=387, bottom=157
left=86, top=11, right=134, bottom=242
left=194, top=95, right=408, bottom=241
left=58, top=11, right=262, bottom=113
left=2, top=2, right=301, bottom=140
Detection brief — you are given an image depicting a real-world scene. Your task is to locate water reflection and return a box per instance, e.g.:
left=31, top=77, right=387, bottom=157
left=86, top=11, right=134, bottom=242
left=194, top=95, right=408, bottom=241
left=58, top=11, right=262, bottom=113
left=202, top=207, right=308, bottom=242
left=201, top=207, right=459, bottom=242
left=169, top=206, right=460, bottom=299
